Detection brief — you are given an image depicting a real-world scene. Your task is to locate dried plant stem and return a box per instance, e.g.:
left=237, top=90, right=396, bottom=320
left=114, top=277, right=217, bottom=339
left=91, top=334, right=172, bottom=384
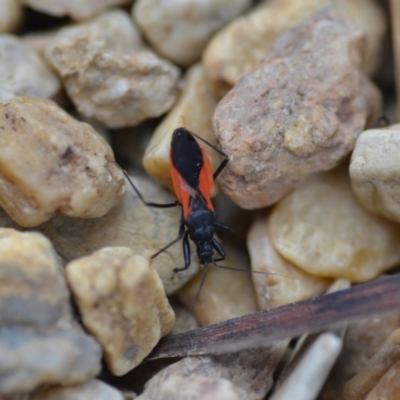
left=148, top=274, right=400, bottom=360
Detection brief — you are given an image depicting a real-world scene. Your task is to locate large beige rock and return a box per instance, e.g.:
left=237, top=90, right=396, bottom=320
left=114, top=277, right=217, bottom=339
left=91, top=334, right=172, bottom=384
left=247, top=214, right=331, bottom=310
left=133, top=0, right=251, bottom=67
left=66, top=247, right=175, bottom=376
left=0, top=96, right=125, bottom=227
left=46, top=10, right=180, bottom=128
left=350, top=124, right=400, bottom=223
left=0, top=229, right=101, bottom=394
left=23, top=0, right=132, bottom=20
left=0, top=0, right=23, bottom=33
left=0, top=35, right=60, bottom=100
left=213, top=9, right=381, bottom=209
left=269, top=165, right=400, bottom=282
left=143, top=64, right=221, bottom=191
left=39, top=174, right=200, bottom=295
left=204, top=0, right=386, bottom=97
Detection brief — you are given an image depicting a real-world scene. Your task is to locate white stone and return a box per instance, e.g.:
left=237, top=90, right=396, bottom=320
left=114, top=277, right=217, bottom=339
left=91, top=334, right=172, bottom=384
left=0, top=35, right=60, bottom=100
left=133, top=0, right=251, bottom=67
left=23, top=0, right=132, bottom=21
left=350, top=124, right=400, bottom=223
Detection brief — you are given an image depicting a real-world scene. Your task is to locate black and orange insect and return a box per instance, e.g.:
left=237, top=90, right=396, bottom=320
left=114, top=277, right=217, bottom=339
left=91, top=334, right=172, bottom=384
left=124, top=127, right=232, bottom=273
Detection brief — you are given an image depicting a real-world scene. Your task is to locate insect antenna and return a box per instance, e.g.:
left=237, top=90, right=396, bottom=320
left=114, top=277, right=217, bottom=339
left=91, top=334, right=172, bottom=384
left=189, top=261, right=296, bottom=311
left=191, top=265, right=209, bottom=310
left=210, top=261, right=296, bottom=279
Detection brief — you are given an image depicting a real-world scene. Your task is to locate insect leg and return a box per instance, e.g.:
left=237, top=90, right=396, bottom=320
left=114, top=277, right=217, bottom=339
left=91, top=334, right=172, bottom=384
left=214, top=221, right=234, bottom=234
left=189, top=132, right=229, bottom=180
left=174, top=231, right=191, bottom=272
left=211, top=237, right=226, bottom=262
left=124, top=170, right=179, bottom=208
left=151, top=220, right=185, bottom=259
left=212, top=157, right=229, bottom=180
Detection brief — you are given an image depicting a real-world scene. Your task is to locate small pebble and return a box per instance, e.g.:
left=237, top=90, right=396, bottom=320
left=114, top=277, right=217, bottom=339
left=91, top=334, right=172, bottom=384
left=0, top=228, right=101, bottom=394
left=247, top=214, right=331, bottom=310
left=23, top=0, right=132, bottom=21
left=0, top=96, right=125, bottom=227
left=177, top=244, right=258, bottom=326
left=138, top=345, right=289, bottom=400
left=270, top=333, right=343, bottom=400
left=169, top=298, right=198, bottom=335
left=39, top=174, right=200, bottom=294
left=66, top=247, right=175, bottom=376
left=122, top=390, right=138, bottom=400
left=0, top=35, right=60, bottom=100
left=350, top=124, right=400, bottom=223
left=213, top=9, right=381, bottom=209
left=133, top=0, right=251, bottom=67
left=268, top=164, right=400, bottom=282
left=46, top=10, right=180, bottom=128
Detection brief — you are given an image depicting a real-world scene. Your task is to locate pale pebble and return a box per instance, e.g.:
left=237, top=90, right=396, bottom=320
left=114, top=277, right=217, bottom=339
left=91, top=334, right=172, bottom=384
left=0, top=96, right=125, bottom=227
left=269, top=164, right=400, bottom=282
left=66, top=247, right=175, bottom=376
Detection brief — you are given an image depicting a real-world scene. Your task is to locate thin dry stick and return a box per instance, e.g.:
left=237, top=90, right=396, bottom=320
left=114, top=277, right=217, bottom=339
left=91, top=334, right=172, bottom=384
left=147, top=273, right=400, bottom=361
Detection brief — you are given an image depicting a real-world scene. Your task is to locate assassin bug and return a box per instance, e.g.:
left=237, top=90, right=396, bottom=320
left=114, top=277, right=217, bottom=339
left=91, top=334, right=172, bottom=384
left=124, top=127, right=232, bottom=273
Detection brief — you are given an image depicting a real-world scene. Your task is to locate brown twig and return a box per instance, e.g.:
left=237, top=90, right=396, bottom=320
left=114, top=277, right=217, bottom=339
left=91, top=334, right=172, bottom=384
left=147, top=273, right=400, bottom=361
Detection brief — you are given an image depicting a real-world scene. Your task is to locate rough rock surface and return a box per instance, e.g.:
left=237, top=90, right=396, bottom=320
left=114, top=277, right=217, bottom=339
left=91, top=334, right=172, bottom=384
left=138, top=345, right=288, bottom=400
left=143, top=64, right=221, bottom=192
left=39, top=174, right=200, bottom=294
left=0, top=0, right=23, bottom=33
left=46, top=10, right=180, bottom=128
left=203, top=0, right=387, bottom=96
left=133, top=0, right=251, bottom=67
left=350, top=124, right=400, bottom=223
left=0, top=228, right=101, bottom=394
left=66, top=247, right=175, bottom=376
left=343, top=328, right=400, bottom=400
left=177, top=244, right=258, bottom=326
left=22, top=30, right=59, bottom=57
left=365, top=360, right=400, bottom=400
left=320, top=315, right=400, bottom=400
left=268, top=164, right=400, bottom=282
left=0, top=96, right=125, bottom=227
left=23, top=0, right=132, bottom=21
left=14, top=379, right=124, bottom=400
left=213, top=9, right=381, bottom=209
left=247, top=214, right=331, bottom=310
left=0, top=35, right=60, bottom=100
